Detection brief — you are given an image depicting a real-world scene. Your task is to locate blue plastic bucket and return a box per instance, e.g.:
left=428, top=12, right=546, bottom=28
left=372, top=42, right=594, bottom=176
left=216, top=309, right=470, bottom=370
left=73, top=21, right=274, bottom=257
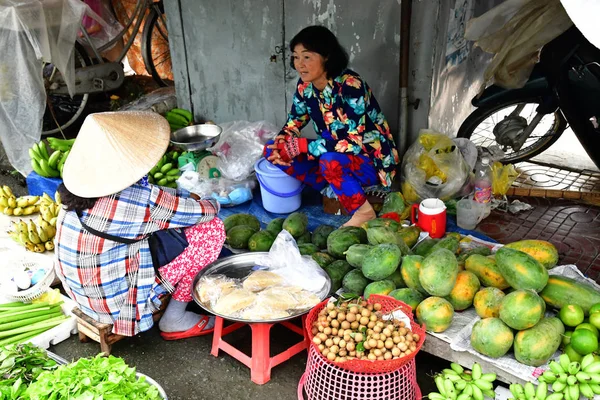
left=254, top=158, right=304, bottom=214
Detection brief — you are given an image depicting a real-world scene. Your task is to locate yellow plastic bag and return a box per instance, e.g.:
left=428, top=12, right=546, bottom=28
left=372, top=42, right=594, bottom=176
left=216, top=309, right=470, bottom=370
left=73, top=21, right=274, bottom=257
left=491, top=162, right=519, bottom=195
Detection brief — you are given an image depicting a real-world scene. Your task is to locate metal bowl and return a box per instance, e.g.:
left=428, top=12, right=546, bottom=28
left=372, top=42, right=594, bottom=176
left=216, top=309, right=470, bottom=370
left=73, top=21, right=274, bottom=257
left=170, top=124, right=222, bottom=152
left=192, top=252, right=331, bottom=324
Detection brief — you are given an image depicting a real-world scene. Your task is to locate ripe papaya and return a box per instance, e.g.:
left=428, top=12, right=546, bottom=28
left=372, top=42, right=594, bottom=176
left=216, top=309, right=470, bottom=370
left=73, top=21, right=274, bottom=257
left=495, top=247, right=548, bottom=292
left=282, top=212, right=308, bottom=238
left=396, top=226, right=421, bottom=248
left=473, top=287, right=505, bottom=319
left=363, top=279, right=396, bottom=299
left=499, top=289, right=545, bottom=330
left=465, top=254, right=510, bottom=290
left=513, top=317, right=565, bottom=367
left=401, top=255, right=428, bottom=295
left=445, top=270, right=480, bottom=311
left=416, top=297, right=454, bottom=333
left=470, top=318, right=514, bottom=358
left=419, top=248, right=459, bottom=297
left=504, top=239, right=559, bottom=270
left=540, top=275, right=600, bottom=315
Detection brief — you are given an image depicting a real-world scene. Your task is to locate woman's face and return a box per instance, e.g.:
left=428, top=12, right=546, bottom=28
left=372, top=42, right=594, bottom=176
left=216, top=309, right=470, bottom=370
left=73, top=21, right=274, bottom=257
left=292, top=44, right=327, bottom=86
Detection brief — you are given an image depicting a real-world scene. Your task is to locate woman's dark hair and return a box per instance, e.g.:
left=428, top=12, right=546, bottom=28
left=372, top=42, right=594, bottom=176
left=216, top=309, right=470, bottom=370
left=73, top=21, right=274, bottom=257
left=57, top=183, right=98, bottom=212
left=289, top=25, right=349, bottom=78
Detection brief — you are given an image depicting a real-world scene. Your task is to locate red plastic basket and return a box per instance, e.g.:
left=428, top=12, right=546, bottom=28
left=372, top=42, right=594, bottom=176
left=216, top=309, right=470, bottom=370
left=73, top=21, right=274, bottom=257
left=305, top=294, right=426, bottom=374
left=298, top=345, right=422, bottom=400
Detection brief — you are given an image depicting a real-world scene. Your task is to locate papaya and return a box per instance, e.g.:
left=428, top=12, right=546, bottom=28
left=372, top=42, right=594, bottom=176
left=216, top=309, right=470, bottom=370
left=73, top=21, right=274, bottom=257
left=224, top=213, right=260, bottom=232
left=396, top=226, right=422, bottom=248
left=389, top=288, right=424, bottom=310
left=540, top=275, right=600, bottom=315
left=312, top=252, right=335, bottom=269
left=419, top=248, right=459, bottom=297
left=445, top=271, right=480, bottom=311
left=298, top=243, right=319, bottom=256
left=247, top=230, right=275, bottom=252
left=445, top=232, right=462, bottom=241
left=386, top=269, right=406, bottom=289
left=470, top=318, right=514, bottom=358
left=342, top=269, right=371, bottom=295
left=457, top=246, right=492, bottom=264
left=465, top=254, right=510, bottom=290
left=337, top=226, right=368, bottom=243
left=499, top=289, right=545, bottom=330
left=344, top=244, right=373, bottom=269
left=361, top=243, right=402, bottom=281
left=381, top=191, right=407, bottom=215
left=401, top=255, right=428, bottom=295
left=226, top=225, right=259, bottom=249
left=430, top=236, right=460, bottom=255
left=495, top=247, right=548, bottom=292
left=416, top=297, right=454, bottom=333
left=366, top=227, right=412, bottom=255
left=327, top=228, right=363, bottom=259
left=297, top=231, right=312, bottom=245
left=513, top=317, right=565, bottom=367
left=324, top=260, right=353, bottom=292
left=266, top=217, right=285, bottom=235
left=361, top=218, right=400, bottom=232
left=282, top=212, right=308, bottom=238
left=311, top=224, right=335, bottom=249
left=504, top=239, right=559, bottom=270
left=363, top=280, right=396, bottom=299
left=414, top=238, right=439, bottom=257
left=473, top=287, right=505, bottom=319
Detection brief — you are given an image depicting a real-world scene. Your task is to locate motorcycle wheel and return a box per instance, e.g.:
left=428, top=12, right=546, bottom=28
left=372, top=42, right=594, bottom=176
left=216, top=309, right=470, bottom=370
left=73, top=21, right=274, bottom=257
left=457, top=97, right=567, bottom=164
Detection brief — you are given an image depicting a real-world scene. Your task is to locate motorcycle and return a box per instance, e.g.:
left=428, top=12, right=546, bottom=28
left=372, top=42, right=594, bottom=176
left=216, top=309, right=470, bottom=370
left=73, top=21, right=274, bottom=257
left=457, top=26, right=600, bottom=168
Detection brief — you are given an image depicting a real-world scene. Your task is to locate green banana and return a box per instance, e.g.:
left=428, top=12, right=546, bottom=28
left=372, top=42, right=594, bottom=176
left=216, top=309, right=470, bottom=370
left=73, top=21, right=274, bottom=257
left=480, top=373, right=496, bottom=383
left=536, top=381, right=548, bottom=400
left=435, top=376, right=447, bottom=396
left=456, top=394, right=471, bottom=400
left=567, top=384, right=579, bottom=400
left=428, top=393, right=445, bottom=400
left=169, top=123, right=186, bottom=131
left=58, top=150, right=70, bottom=170
left=473, top=379, right=493, bottom=391
left=568, top=362, right=581, bottom=375
left=454, top=379, right=467, bottom=391
left=48, top=150, right=62, bottom=169
left=550, top=361, right=565, bottom=375
left=166, top=112, right=189, bottom=126
left=471, top=363, right=482, bottom=380
left=160, top=163, right=173, bottom=173
left=29, top=147, right=41, bottom=160
left=552, top=381, right=567, bottom=393
left=170, top=151, right=179, bottom=160
left=524, top=382, right=535, bottom=400
left=37, top=141, right=49, bottom=160
left=153, top=172, right=164, bottom=180
left=39, top=159, right=60, bottom=178
left=167, top=168, right=180, bottom=176
left=579, top=382, right=594, bottom=399
left=566, top=375, right=577, bottom=387
left=590, top=383, right=600, bottom=394
left=581, top=354, right=595, bottom=371
left=542, top=371, right=558, bottom=383
left=157, top=178, right=168, bottom=186
left=444, top=379, right=457, bottom=400
left=559, top=354, right=571, bottom=373
left=577, top=371, right=591, bottom=383
left=169, top=108, right=193, bottom=122
left=590, top=373, right=600, bottom=384
left=471, top=384, right=483, bottom=400
left=463, top=383, right=473, bottom=397
left=583, top=362, right=600, bottom=374
left=545, top=394, right=564, bottom=400
left=47, top=137, right=75, bottom=151
left=31, top=159, right=47, bottom=177
left=558, top=373, right=568, bottom=384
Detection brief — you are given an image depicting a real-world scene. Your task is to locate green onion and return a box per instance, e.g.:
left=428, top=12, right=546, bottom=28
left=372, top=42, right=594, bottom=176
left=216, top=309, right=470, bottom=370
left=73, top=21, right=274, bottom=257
left=0, top=315, right=67, bottom=339
left=0, top=328, right=49, bottom=346
left=0, top=311, right=64, bottom=332
left=0, top=305, right=62, bottom=324
left=0, top=302, right=50, bottom=312
left=0, top=301, right=28, bottom=308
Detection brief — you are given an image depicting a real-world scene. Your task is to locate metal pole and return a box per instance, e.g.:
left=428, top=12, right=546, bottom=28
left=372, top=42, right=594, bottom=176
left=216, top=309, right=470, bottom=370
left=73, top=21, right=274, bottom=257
left=399, top=0, right=412, bottom=157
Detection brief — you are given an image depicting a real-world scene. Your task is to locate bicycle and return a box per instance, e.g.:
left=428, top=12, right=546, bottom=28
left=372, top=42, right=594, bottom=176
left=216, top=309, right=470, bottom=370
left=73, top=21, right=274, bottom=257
left=43, top=0, right=171, bottom=136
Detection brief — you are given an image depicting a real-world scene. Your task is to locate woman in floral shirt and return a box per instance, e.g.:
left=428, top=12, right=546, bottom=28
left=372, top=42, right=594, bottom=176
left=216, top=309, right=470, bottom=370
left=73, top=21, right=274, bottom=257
left=265, top=26, right=399, bottom=226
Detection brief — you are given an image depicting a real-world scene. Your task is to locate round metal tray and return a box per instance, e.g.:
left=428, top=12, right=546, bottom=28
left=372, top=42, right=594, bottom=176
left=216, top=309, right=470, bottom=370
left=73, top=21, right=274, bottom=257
left=192, top=252, right=331, bottom=324
left=170, top=124, right=222, bottom=152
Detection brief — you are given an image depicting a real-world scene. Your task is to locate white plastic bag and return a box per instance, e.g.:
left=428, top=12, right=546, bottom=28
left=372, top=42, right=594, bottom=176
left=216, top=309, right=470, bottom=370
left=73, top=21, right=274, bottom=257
left=465, top=0, right=572, bottom=91
left=207, top=121, right=278, bottom=181
left=256, top=230, right=329, bottom=298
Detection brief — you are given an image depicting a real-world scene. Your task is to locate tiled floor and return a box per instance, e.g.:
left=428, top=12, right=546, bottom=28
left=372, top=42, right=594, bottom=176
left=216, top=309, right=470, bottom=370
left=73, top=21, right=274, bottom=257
left=513, top=162, right=600, bottom=192
left=477, top=196, right=600, bottom=283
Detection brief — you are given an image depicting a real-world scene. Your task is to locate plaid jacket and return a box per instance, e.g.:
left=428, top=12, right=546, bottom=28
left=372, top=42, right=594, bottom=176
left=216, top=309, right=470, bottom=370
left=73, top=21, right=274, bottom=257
left=55, top=184, right=219, bottom=336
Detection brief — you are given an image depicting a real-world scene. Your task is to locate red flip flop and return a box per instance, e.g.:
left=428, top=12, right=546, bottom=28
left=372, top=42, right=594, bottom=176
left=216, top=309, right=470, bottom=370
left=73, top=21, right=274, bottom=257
left=160, top=316, right=215, bottom=341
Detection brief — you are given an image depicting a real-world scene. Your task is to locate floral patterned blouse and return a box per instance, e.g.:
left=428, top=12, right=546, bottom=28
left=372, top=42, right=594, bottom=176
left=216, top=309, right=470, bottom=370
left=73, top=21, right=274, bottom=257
left=279, top=69, right=399, bottom=187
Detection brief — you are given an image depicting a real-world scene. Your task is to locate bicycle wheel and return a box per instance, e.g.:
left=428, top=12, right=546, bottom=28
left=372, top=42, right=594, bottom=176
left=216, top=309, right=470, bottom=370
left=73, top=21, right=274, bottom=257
left=457, top=97, right=567, bottom=164
left=141, top=2, right=173, bottom=87
left=42, top=44, right=91, bottom=136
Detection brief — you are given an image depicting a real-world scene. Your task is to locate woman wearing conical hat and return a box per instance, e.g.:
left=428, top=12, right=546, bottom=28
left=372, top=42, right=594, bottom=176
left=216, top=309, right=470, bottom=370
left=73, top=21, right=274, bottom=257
left=55, top=111, right=224, bottom=339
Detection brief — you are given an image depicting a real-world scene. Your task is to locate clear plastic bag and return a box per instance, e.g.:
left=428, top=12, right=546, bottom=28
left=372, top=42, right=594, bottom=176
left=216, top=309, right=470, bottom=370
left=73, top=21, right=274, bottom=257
left=256, top=230, right=330, bottom=298
left=400, top=130, right=471, bottom=203
left=79, top=0, right=122, bottom=51
left=207, top=121, right=278, bottom=181
left=177, top=171, right=256, bottom=206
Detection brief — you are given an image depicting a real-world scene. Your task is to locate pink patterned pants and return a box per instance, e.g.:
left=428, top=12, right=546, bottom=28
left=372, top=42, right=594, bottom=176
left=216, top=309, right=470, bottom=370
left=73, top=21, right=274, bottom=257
left=158, top=217, right=226, bottom=302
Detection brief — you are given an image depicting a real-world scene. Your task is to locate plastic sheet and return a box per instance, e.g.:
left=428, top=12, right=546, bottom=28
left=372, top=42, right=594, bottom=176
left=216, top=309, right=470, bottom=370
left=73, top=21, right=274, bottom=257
left=0, top=0, right=105, bottom=175
left=401, top=130, right=471, bottom=203
left=207, top=121, right=278, bottom=181
left=177, top=171, right=256, bottom=207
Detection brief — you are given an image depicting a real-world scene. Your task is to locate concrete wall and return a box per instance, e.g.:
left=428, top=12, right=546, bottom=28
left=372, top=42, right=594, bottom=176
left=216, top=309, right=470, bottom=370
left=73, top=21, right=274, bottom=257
left=165, top=0, right=403, bottom=143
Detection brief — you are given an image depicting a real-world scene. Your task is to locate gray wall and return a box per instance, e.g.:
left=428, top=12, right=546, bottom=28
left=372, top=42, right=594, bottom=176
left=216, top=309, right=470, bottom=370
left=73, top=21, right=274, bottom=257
left=166, top=0, right=402, bottom=142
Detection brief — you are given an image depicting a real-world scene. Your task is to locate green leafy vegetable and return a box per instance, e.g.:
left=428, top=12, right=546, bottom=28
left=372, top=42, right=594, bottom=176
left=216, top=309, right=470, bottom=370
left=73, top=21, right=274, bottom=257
left=25, top=354, right=162, bottom=399
left=0, top=343, right=57, bottom=399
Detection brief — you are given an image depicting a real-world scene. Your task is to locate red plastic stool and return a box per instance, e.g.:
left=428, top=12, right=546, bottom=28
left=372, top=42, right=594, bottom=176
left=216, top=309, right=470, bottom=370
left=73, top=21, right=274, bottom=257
left=210, top=315, right=309, bottom=385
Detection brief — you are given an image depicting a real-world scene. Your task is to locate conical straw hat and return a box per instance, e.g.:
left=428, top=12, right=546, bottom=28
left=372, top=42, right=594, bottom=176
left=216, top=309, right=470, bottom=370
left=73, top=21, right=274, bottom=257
left=63, top=111, right=170, bottom=198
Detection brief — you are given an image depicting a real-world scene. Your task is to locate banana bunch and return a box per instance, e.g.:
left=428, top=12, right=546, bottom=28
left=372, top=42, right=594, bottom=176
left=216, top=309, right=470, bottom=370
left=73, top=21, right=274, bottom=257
left=7, top=218, right=55, bottom=252
left=166, top=108, right=193, bottom=131
left=29, top=140, right=72, bottom=178
left=147, top=150, right=186, bottom=188
left=518, top=353, right=600, bottom=400
left=38, top=192, right=61, bottom=226
left=0, top=186, right=40, bottom=216
left=428, top=363, right=496, bottom=400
